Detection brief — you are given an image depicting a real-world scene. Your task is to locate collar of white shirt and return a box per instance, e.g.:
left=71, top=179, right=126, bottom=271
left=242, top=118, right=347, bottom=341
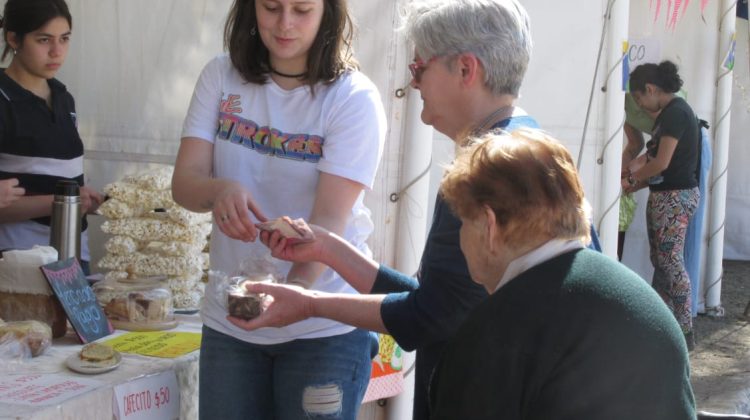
left=494, top=239, right=585, bottom=293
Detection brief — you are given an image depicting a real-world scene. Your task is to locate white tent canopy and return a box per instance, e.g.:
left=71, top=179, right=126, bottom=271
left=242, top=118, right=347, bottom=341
left=40, top=0, right=747, bottom=266
left=2, top=0, right=748, bottom=416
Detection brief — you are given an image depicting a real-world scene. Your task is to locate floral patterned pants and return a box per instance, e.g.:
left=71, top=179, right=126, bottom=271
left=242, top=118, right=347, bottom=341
left=646, top=187, right=700, bottom=333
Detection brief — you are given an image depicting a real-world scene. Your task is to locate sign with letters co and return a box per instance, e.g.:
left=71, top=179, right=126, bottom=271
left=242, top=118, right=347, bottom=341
left=40, top=257, right=113, bottom=343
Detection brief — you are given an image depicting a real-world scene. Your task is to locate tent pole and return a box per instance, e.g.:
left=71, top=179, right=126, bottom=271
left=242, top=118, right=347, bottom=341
left=703, top=0, right=737, bottom=316
left=385, top=85, right=433, bottom=420
left=597, top=0, right=630, bottom=257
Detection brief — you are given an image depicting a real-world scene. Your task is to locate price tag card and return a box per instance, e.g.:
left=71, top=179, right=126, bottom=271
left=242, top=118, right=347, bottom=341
left=113, top=370, right=179, bottom=420
left=40, top=257, right=113, bottom=343
left=104, top=332, right=201, bottom=358
left=0, top=374, right=103, bottom=406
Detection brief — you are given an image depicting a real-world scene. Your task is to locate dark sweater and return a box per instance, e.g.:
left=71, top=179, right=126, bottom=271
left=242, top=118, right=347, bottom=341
left=430, top=249, right=696, bottom=420
left=373, top=115, right=540, bottom=420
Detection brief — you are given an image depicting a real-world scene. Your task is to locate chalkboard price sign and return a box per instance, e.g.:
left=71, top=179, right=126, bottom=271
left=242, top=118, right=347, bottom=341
left=40, top=257, right=113, bottom=343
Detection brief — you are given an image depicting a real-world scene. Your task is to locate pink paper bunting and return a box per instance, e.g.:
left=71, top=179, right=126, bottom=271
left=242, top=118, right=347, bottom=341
left=651, top=0, right=711, bottom=29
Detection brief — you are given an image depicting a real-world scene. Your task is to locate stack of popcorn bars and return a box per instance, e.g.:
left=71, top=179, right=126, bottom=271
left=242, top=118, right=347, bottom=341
left=97, top=167, right=212, bottom=309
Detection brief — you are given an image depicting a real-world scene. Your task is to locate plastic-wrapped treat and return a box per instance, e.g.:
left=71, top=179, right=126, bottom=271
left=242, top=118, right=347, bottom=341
left=226, top=276, right=273, bottom=320
left=0, top=320, right=53, bottom=357
left=93, top=278, right=176, bottom=331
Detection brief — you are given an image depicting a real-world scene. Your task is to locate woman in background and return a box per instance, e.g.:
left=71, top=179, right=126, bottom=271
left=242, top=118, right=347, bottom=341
left=0, top=0, right=103, bottom=273
left=623, top=60, right=701, bottom=349
left=172, top=0, right=386, bottom=418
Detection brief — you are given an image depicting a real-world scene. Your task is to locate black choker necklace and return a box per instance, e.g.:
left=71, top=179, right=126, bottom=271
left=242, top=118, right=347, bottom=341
left=270, top=67, right=307, bottom=78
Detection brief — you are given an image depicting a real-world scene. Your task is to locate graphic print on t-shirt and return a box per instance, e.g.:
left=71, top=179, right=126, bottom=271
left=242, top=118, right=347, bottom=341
left=217, top=93, right=324, bottom=163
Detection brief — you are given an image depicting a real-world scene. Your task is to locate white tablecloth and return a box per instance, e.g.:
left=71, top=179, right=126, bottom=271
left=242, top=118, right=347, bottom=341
left=0, top=314, right=202, bottom=420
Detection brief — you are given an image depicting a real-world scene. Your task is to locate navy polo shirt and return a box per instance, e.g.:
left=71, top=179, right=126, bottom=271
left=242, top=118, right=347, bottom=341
left=0, top=69, right=87, bottom=241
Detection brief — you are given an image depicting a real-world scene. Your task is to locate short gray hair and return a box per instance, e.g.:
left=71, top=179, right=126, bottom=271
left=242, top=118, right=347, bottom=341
left=402, top=0, right=532, bottom=96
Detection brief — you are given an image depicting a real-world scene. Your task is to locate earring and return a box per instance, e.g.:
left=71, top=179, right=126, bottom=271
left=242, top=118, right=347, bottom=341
left=12, top=49, right=16, bottom=55
left=250, top=26, right=256, bottom=36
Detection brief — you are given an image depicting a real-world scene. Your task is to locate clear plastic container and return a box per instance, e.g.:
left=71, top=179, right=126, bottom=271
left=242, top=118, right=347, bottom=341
left=225, top=275, right=274, bottom=321
left=93, top=277, right=176, bottom=331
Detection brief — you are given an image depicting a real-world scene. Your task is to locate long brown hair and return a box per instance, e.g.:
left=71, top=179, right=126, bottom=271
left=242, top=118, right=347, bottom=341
left=223, top=0, right=358, bottom=90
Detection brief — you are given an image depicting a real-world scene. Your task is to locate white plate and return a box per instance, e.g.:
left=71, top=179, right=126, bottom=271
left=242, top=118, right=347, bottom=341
left=65, top=350, right=122, bottom=374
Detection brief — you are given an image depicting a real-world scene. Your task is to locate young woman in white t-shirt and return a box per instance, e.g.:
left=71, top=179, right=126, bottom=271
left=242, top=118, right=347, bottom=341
left=172, top=0, right=386, bottom=418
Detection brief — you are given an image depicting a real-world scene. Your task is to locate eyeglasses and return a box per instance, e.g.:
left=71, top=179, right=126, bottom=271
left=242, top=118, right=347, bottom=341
left=408, top=55, right=441, bottom=83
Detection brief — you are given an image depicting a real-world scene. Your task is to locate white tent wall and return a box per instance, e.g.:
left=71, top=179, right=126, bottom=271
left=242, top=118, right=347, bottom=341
left=725, top=16, right=750, bottom=261
left=1, top=0, right=747, bottom=416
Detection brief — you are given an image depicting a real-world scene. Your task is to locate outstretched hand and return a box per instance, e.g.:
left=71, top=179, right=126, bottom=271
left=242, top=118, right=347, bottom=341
left=258, top=224, right=329, bottom=264
left=226, top=282, right=316, bottom=331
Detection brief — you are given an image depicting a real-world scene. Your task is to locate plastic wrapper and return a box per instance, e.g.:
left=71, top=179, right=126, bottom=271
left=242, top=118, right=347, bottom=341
left=206, top=253, right=282, bottom=320
left=122, top=166, right=174, bottom=191
left=619, top=193, right=638, bottom=232
left=0, top=320, right=52, bottom=359
left=98, top=197, right=154, bottom=220
left=100, top=217, right=211, bottom=243
left=98, top=252, right=204, bottom=277
left=93, top=278, right=176, bottom=331
left=213, top=252, right=280, bottom=320
left=210, top=271, right=275, bottom=321
left=142, top=240, right=207, bottom=257
left=173, top=285, right=205, bottom=310
left=225, top=276, right=274, bottom=320
left=102, top=182, right=172, bottom=209
left=104, top=235, right=141, bottom=255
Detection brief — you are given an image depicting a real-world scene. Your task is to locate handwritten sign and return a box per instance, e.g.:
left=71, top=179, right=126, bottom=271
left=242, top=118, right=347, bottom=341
left=113, top=370, right=180, bottom=420
left=40, top=257, right=113, bottom=343
left=0, top=374, right=102, bottom=406
left=104, top=332, right=201, bottom=358
left=626, top=38, right=661, bottom=69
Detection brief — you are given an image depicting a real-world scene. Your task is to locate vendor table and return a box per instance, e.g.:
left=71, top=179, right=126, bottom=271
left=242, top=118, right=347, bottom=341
left=0, top=315, right=403, bottom=420
left=0, top=314, right=202, bottom=420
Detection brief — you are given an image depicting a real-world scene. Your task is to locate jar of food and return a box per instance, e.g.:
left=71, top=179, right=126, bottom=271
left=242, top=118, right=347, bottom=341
left=93, top=278, right=176, bottom=331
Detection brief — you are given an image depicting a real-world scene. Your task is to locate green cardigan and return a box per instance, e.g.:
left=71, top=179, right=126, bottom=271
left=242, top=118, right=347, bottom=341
left=430, top=248, right=695, bottom=420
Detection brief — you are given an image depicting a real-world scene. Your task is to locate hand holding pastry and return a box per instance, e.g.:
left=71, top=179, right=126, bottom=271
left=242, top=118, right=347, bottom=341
left=257, top=218, right=328, bottom=264
left=227, top=282, right=314, bottom=331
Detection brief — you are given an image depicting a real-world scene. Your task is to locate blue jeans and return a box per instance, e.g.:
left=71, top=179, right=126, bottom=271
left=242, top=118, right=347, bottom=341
left=199, top=326, right=378, bottom=420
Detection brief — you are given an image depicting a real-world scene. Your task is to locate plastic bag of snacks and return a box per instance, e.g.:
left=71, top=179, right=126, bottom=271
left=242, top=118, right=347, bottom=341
left=0, top=320, right=52, bottom=359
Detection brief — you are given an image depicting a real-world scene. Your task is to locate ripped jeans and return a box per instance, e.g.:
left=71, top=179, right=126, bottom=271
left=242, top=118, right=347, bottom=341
left=199, top=326, right=378, bottom=420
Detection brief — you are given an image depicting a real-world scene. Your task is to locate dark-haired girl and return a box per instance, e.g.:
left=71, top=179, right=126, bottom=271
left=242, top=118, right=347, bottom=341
left=0, top=0, right=103, bottom=273
left=622, top=60, right=701, bottom=349
left=172, top=0, right=385, bottom=418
